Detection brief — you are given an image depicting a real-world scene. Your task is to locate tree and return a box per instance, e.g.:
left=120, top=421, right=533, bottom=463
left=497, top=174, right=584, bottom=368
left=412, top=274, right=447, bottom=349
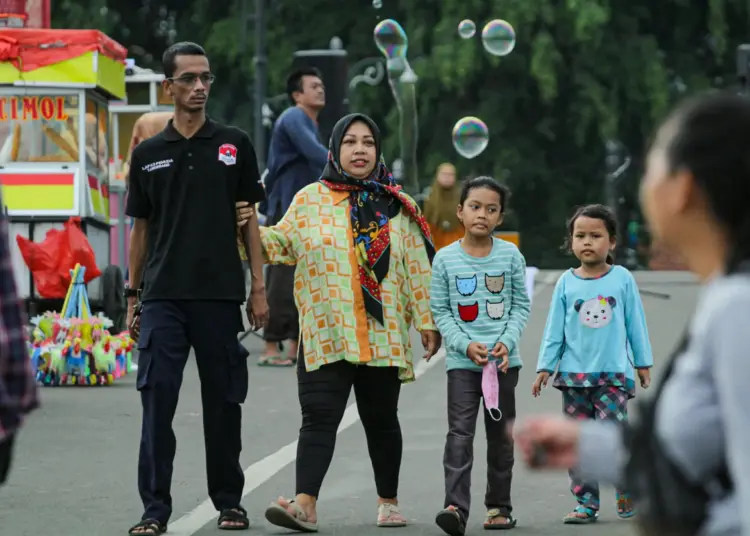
left=53, top=0, right=750, bottom=266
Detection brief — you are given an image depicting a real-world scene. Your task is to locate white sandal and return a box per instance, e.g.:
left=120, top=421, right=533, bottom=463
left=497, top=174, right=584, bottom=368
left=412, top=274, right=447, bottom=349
left=377, top=503, right=407, bottom=527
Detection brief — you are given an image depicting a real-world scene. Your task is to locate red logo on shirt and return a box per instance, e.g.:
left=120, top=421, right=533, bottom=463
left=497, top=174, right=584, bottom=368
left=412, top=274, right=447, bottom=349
left=218, top=143, right=237, bottom=166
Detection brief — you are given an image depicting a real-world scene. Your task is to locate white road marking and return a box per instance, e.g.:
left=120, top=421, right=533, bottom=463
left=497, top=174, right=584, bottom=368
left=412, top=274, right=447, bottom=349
left=167, top=270, right=558, bottom=535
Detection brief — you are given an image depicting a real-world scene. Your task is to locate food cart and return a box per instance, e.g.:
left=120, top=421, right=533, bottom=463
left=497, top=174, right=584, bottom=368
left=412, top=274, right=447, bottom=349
left=0, top=29, right=127, bottom=323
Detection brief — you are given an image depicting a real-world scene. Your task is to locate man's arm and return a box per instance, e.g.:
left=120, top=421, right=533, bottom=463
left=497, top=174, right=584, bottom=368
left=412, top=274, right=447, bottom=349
left=128, top=219, right=148, bottom=291
left=124, top=149, right=151, bottom=293
left=240, top=216, right=264, bottom=293
left=285, top=109, right=328, bottom=170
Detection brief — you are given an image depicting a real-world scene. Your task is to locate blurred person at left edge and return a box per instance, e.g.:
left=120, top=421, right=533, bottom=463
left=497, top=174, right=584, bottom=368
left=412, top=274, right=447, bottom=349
left=0, top=188, right=38, bottom=486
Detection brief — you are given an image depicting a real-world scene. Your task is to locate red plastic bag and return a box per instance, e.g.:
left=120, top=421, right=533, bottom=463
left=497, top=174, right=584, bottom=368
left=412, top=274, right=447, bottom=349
left=17, top=217, right=101, bottom=298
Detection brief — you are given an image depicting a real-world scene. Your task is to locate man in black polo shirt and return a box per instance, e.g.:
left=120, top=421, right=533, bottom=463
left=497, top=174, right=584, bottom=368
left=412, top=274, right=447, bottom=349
left=125, top=42, right=267, bottom=534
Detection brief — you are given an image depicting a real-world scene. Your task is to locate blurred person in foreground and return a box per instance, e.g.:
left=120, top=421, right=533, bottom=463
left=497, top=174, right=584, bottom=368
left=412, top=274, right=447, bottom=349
left=0, top=190, right=38, bottom=486
left=247, top=67, right=328, bottom=367
left=423, top=163, right=463, bottom=250
left=259, top=113, right=441, bottom=531
left=517, top=91, right=750, bottom=536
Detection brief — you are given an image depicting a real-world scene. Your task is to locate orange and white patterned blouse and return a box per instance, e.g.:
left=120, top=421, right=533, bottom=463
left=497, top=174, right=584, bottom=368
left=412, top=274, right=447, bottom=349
left=260, top=181, right=436, bottom=382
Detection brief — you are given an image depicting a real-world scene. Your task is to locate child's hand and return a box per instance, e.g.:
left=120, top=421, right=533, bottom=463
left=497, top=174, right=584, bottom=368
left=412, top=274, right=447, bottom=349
left=491, top=342, right=510, bottom=373
left=532, top=372, right=550, bottom=398
left=466, top=342, right=489, bottom=366
left=637, top=368, right=651, bottom=389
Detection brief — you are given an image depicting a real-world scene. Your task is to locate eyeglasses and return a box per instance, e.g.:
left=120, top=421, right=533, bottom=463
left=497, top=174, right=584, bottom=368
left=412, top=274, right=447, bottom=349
left=168, top=73, right=216, bottom=86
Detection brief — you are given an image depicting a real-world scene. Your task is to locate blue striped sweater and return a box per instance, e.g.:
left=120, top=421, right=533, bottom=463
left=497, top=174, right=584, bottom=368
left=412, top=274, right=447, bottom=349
left=430, top=238, right=531, bottom=371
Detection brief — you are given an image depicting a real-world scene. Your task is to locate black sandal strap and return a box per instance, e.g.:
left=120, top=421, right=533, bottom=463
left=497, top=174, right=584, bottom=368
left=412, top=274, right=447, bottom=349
left=128, top=518, right=166, bottom=535
left=218, top=507, right=249, bottom=528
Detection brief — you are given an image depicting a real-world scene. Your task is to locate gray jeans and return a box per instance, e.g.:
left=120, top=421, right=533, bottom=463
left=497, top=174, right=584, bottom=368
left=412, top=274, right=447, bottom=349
left=443, top=367, right=519, bottom=520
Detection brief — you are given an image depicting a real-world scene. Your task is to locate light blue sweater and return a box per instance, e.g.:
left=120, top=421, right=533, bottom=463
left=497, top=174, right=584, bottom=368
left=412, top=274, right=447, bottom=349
left=430, top=238, right=531, bottom=371
left=536, top=266, right=653, bottom=396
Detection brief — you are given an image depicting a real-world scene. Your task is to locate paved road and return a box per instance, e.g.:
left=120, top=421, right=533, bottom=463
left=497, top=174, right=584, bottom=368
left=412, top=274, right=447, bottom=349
left=0, top=271, right=699, bottom=536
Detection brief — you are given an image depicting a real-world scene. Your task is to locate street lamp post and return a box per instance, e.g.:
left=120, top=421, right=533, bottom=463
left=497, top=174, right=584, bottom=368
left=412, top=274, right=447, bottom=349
left=604, top=139, right=632, bottom=264
left=348, top=58, right=387, bottom=91
left=253, top=0, right=268, bottom=171
left=737, top=44, right=750, bottom=94
left=240, top=0, right=268, bottom=170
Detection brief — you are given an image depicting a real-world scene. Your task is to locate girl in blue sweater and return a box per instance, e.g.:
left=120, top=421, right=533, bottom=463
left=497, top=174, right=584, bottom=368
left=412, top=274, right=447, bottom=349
left=533, top=204, right=653, bottom=524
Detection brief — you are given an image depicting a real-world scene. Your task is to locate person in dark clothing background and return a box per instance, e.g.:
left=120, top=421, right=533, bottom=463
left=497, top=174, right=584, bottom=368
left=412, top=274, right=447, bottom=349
left=255, top=67, right=328, bottom=366
left=124, top=42, right=268, bottom=535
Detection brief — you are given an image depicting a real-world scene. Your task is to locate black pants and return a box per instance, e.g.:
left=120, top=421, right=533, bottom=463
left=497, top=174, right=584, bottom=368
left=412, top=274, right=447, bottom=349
left=136, top=300, right=249, bottom=524
left=443, top=367, right=519, bottom=521
left=264, top=209, right=299, bottom=343
left=0, top=434, right=14, bottom=485
left=264, top=265, right=298, bottom=342
left=296, top=357, right=402, bottom=499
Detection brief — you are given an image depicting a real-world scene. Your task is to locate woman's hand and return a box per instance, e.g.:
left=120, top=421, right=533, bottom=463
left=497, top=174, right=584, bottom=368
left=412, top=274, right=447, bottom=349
left=421, top=330, right=442, bottom=361
left=236, top=201, right=254, bottom=227
left=516, top=416, right=582, bottom=470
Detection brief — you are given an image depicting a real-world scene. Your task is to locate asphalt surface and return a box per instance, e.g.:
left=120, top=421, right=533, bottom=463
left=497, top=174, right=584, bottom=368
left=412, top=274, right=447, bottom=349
left=0, top=270, right=699, bottom=536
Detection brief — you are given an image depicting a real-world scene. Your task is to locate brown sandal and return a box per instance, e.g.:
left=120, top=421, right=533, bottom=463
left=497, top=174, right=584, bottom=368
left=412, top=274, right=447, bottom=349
left=264, top=498, right=318, bottom=532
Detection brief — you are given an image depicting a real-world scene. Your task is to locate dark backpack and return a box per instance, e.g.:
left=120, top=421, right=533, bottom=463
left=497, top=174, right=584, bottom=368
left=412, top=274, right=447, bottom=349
left=625, top=331, right=732, bottom=536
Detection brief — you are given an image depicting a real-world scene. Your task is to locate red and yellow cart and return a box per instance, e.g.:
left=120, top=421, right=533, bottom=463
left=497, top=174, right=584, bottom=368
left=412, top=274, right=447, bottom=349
left=0, top=28, right=127, bottom=318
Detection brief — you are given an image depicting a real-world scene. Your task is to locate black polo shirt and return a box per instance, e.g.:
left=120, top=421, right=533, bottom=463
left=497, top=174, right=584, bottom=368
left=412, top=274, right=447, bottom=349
left=126, top=118, right=265, bottom=302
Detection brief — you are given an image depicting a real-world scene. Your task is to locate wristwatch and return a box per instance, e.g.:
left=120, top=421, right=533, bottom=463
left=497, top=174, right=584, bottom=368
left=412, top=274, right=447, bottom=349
left=123, top=284, right=139, bottom=299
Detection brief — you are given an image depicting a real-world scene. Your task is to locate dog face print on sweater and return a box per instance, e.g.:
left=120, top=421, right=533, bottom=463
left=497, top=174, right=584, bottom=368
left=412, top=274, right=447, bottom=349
left=574, top=295, right=616, bottom=328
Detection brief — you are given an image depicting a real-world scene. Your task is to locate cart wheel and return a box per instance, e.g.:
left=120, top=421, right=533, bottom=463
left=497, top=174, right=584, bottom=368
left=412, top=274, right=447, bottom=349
left=101, top=265, right=126, bottom=335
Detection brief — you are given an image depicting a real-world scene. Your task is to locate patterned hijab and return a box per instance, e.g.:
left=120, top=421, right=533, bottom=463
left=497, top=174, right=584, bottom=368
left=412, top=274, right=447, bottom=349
left=320, top=113, right=435, bottom=325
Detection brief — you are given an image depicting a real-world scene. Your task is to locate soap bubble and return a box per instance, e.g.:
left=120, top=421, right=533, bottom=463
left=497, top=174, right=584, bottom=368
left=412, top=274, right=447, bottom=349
left=452, top=117, right=489, bottom=159
left=372, top=0, right=382, bottom=8
left=374, top=19, right=408, bottom=59
left=457, top=19, right=476, bottom=39
left=481, top=19, right=516, bottom=57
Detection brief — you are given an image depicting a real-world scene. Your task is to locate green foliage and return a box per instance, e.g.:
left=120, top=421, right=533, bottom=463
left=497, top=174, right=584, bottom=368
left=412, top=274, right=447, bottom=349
left=52, top=0, right=750, bottom=266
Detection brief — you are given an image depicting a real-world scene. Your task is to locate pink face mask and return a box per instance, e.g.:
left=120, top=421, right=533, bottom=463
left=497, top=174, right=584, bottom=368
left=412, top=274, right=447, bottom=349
left=482, top=363, right=503, bottom=421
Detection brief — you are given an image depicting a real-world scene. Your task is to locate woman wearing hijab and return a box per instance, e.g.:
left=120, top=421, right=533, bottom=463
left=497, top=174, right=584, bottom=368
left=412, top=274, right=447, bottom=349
left=423, top=163, right=463, bottom=250
left=259, top=113, right=442, bottom=532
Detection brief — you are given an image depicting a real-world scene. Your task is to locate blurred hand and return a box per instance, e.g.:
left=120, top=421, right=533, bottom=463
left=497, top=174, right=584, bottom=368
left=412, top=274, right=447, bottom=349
left=466, top=342, right=488, bottom=366
left=421, top=330, right=441, bottom=361
left=532, top=371, right=550, bottom=398
left=491, top=342, right=509, bottom=372
left=246, top=287, right=269, bottom=330
left=638, top=368, right=651, bottom=389
left=127, top=299, right=140, bottom=342
left=516, top=416, right=581, bottom=470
